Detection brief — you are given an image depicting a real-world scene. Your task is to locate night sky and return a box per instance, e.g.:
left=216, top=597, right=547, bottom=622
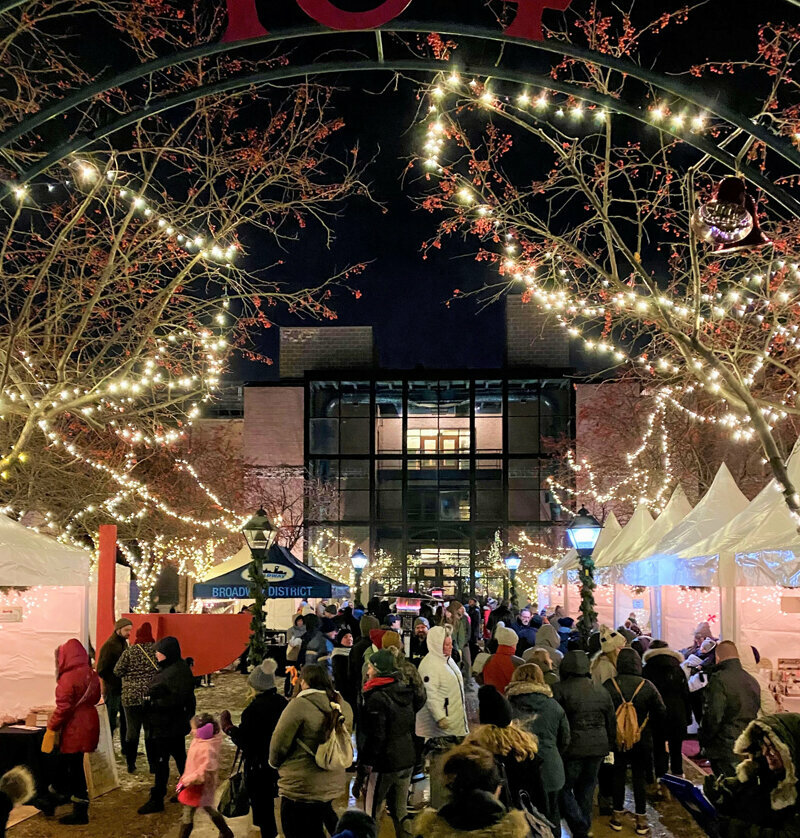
left=231, top=0, right=793, bottom=380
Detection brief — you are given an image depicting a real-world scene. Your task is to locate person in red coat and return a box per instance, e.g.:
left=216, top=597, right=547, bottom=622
left=41, top=639, right=101, bottom=826
left=482, top=626, right=524, bottom=695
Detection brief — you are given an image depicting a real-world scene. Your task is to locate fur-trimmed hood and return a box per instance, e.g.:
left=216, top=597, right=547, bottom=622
left=413, top=800, right=532, bottom=838
left=734, top=714, right=800, bottom=810
left=505, top=680, right=553, bottom=698
left=0, top=766, right=34, bottom=806
left=642, top=646, right=684, bottom=664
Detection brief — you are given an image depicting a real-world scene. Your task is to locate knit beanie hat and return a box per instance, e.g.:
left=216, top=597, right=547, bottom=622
left=320, top=617, right=338, bottom=634
left=248, top=658, right=278, bottom=692
left=414, top=616, right=430, bottom=629
left=495, top=626, right=519, bottom=648
left=369, top=649, right=396, bottom=677
left=558, top=617, right=575, bottom=629
left=381, top=630, right=402, bottom=650
left=135, top=622, right=154, bottom=644
left=115, top=617, right=133, bottom=631
left=335, top=628, right=353, bottom=646
left=478, top=684, right=513, bottom=728
left=599, top=625, right=626, bottom=654
left=325, top=604, right=338, bottom=615
left=360, top=615, right=379, bottom=636
left=195, top=722, right=216, bottom=740
left=531, top=614, right=543, bottom=629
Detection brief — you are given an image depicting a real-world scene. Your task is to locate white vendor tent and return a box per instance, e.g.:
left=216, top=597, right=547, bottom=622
left=0, top=515, right=91, bottom=723
left=616, top=464, right=750, bottom=647
left=594, top=504, right=654, bottom=581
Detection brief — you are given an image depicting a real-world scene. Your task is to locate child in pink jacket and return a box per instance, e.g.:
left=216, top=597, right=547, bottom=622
left=176, top=713, right=232, bottom=838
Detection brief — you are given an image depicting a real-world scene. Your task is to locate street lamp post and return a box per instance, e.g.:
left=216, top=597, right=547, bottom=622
left=504, top=549, right=522, bottom=610
left=242, top=508, right=277, bottom=668
left=566, top=506, right=603, bottom=645
left=350, top=547, right=369, bottom=606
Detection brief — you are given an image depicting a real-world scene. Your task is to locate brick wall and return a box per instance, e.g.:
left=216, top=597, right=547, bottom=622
left=243, top=385, right=305, bottom=467
left=280, top=327, right=374, bottom=379
left=505, top=296, right=570, bottom=368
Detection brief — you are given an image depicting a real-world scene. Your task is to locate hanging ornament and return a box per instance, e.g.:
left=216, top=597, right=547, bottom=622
left=691, top=177, right=753, bottom=246
left=714, top=192, right=772, bottom=254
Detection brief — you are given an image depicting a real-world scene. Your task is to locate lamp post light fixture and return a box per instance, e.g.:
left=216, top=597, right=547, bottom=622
left=242, top=508, right=278, bottom=668
left=504, top=549, right=522, bottom=609
left=350, top=547, right=369, bottom=606
left=566, top=506, right=603, bottom=644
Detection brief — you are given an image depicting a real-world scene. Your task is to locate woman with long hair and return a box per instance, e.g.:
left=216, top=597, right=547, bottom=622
left=269, top=664, right=354, bottom=838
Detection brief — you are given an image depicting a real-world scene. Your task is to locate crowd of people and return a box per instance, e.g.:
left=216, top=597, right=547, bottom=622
left=3, top=597, right=799, bottom=838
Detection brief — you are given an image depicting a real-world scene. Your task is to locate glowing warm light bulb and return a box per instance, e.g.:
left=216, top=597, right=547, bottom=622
left=651, top=106, right=665, bottom=121
left=517, top=92, right=530, bottom=106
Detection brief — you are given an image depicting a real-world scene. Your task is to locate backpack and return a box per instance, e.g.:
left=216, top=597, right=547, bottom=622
left=299, top=698, right=354, bottom=770
left=611, top=678, right=648, bottom=751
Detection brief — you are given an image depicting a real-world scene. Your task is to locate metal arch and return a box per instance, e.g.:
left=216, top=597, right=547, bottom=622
left=8, top=57, right=800, bottom=216
left=2, top=21, right=800, bottom=176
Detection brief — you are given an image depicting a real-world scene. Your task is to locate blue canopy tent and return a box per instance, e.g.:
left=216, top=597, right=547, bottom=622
left=193, top=544, right=349, bottom=600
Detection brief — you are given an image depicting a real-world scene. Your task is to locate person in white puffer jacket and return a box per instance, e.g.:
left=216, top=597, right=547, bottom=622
left=416, top=625, right=469, bottom=808
left=417, top=626, right=468, bottom=740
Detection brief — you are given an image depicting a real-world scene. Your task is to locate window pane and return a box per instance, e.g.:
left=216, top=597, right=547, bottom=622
left=439, top=490, right=470, bottom=521
left=340, top=418, right=370, bottom=453
left=340, top=491, right=370, bottom=520
left=509, top=459, right=543, bottom=520
left=310, top=381, right=339, bottom=417
left=508, top=416, right=540, bottom=453
left=475, top=380, right=503, bottom=452
left=309, top=418, right=338, bottom=454
left=377, top=491, right=402, bottom=520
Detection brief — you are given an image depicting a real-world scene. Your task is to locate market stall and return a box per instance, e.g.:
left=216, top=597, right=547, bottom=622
left=0, top=515, right=90, bottom=723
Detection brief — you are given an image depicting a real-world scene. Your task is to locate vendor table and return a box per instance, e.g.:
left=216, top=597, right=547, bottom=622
left=0, top=725, right=47, bottom=793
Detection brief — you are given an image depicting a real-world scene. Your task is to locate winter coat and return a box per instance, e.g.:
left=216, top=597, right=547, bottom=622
left=483, top=645, right=524, bottom=695
left=533, top=625, right=564, bottom=670
left=467, top=605, right=483, bottom=643
left=226, top=688, right=286, bottom=771
left=360, top=676, right=421, bottom=772
left=706, top=714, right=800, bottom=838
left=409, top=634, right=429, bottom=667
left=700, top=658, right=761, bottom=761
left=0, top=767, right=34, bottom=838
left=506, top=681, right=570, bottom=792
left=416, top=626, right=468, bottom=740
left=590, top=651, right=618, bottom=686
left=552, top=651, right=615, bottom=760
left=413, top=790, right=546, bottom=838
left=604, top=648, right=666, bottom=753
left=96, top=631, right=128, bottom=694
left=349, top=623, right=378, bottom=696
left=180, top=729, right=223, bottom=808
left=740, top=645, right=778, bottom=717
left=642, top=647, right=692, bottom=738
left=114, top=641, right=159, bottom=707
left=450, top=614, right=470, bottom=652
left=388, top=647, right=427, bottom=710
left=286, top=618, right=306, bottom=662
left=48, top=639, right=101, bottom=754
left=331, top=648, right=355, bottom=710
left=512, top=621, right=537, bottom=654
left=145, top=637, right=196, bottom=740
left=268, top=688, right=354, bottom=802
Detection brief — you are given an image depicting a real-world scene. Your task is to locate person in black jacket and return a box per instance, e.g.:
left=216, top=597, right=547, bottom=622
left=221, top=658, right=286, bottom=837
left=356, top=649, right=424, bottom=837
left=604, top=648, right=666, bottom=837
left=700, top=641, right=761, bottom=778
left=642, top=640, right=692, bottom=777
left=466, top=598, right=483, bottom=663
left=552, top=650, right=615, bottom=838
left=138, top=636, right=196, bottom=815
left=467, top=684, right=548, bottom=819
left=96, top=617, right=132, bottom=757
left=512, top=608, right=538, bottom=656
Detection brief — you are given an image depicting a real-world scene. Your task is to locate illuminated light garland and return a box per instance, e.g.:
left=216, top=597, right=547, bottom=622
left=12, top=161, right=239, bottom=264
left=0, top=585, right=49, bottom=630
left=420, top=74, right=800, bottom=446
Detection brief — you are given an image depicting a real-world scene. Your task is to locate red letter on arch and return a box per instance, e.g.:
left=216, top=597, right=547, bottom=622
left=296, top=0, right=413, bottom=30
left=222, top=0, right=268, bottom=43
left=504, top=0, right=573, bottom=42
